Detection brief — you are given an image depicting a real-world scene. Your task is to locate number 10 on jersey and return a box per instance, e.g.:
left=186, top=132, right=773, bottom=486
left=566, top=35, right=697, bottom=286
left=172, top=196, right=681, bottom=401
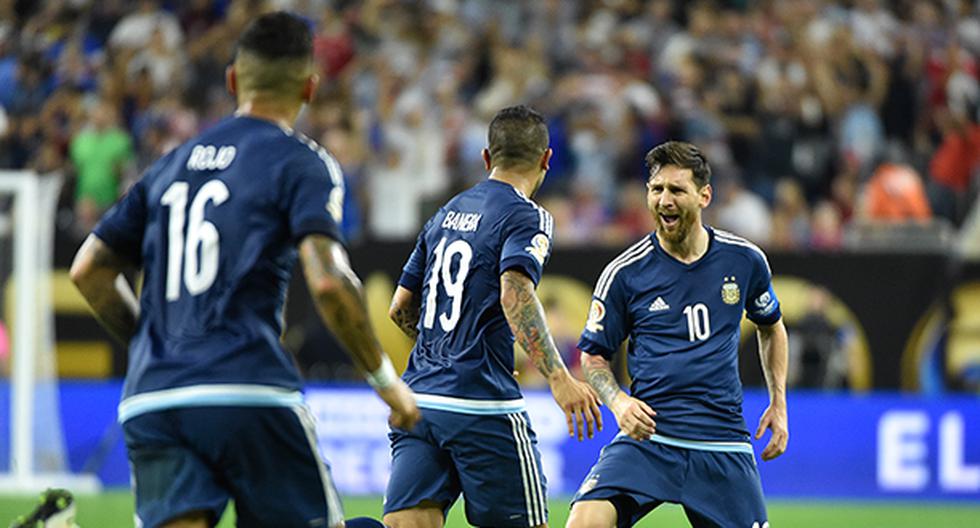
left=423, top=237, right=473, bottom=331
left=683, top=303, right=711, bottom=342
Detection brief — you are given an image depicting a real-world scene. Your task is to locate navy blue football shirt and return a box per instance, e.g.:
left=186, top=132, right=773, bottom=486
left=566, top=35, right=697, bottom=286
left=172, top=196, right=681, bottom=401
left=93, top=116, right=344, bottom=422
left=578, top=227, right=781, bottom=444
left=397, top=179, right=554, bottom=414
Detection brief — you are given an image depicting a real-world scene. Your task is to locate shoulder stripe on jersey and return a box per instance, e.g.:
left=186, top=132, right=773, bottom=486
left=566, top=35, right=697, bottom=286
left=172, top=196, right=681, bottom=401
left=293, top=132, right=345, bottom=190
left=598, top=245, right=653, bottom=300
left=508, top=413, right=547, bottom=525
left=511, top=187, right=553, bottom=237
left=594, top=238, right=651, bottom=296
left=594, top=238, right=654, bottom=301
left=714, top=230, right=771, bottom=273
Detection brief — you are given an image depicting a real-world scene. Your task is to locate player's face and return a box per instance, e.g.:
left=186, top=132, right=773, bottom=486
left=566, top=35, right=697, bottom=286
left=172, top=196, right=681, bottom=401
left=646, top=165, right=711, bottom=243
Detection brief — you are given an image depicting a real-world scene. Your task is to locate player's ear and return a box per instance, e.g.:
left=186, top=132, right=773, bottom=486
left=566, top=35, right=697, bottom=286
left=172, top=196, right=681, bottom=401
left=540, top=148, right=553, bottom=171
left=225, top=65, right=237, bottom=96
left=700, top=183, right=713, bottom=208
left=482, top=148, right=492, bottom=171
left=303, top=72, right=319, bottom=104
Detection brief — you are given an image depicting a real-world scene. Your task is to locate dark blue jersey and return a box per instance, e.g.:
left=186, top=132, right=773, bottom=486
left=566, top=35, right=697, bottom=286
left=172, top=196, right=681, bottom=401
left=397, top=179, right=554, bottom=414
left=578, top=227, right=781, bottom=444
left=93, top=116, right=345, bottom=421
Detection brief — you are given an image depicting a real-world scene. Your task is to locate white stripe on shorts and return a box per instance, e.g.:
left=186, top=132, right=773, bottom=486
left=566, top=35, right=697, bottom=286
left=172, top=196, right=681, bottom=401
left=292, top=404, right=345, bottom=527
left=507, top=413, right=547, bottom=526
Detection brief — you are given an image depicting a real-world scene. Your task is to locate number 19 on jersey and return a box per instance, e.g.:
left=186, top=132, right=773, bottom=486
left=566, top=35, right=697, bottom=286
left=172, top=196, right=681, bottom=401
left=422, top=237, right=472, bottom=332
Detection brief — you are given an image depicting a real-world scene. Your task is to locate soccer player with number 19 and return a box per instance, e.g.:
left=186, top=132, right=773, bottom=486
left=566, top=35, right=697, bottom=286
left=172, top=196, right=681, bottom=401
left=384, top=105, right=602, bottom=528
left=566, top=142, right=789, bottom=528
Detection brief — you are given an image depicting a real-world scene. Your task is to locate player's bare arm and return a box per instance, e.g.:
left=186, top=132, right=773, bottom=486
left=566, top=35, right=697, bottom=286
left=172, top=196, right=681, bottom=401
left=70, top=234, right=140, bottom=346
left=500, top=269, right=602, bottom=440
left=755, top=317, right=789, bottom=461
left=389, top=286, right=420, bottom=339
left=581, top=352, right=656, bottom=441
left=299, top=234, right=421, bottom=430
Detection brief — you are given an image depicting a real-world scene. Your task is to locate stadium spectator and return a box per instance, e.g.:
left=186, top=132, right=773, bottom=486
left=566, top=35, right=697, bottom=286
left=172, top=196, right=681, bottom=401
left=858, top=162, right=933, bottom=222
left=0, top=0, right=976, bottom=251
left=69, top=100, right=134, bottom=233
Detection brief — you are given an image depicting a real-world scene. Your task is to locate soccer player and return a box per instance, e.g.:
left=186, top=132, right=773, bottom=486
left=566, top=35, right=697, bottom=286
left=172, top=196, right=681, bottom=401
left=383, top=105, right=602, bottom=528
left=69, top=12, right=418, bottom=528
left=565, top=141, right=789, bottom=528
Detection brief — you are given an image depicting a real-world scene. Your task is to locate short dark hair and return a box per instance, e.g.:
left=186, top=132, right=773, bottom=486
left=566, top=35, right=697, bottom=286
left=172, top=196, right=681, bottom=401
left=487, top=105, right=549, bottom=170
left=237, top=11, right=312, bottom=60
left=234, top=12, right=314, bottom=96
left=644, top=141, right=711, bottom=188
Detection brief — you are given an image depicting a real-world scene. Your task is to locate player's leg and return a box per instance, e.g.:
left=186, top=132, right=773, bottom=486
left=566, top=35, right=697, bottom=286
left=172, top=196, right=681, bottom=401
left=679, top=450, right=768, bottom=528
left=565, top=500, right=617, bottom=528
left=444, top=411, right=548, bottom=528
left=176, top=405, right=345, bottom=528
left=160, top=512, right=211, bottom=528
left=383, top=412, right=458, bottom=528
left=567, top=437, right=682, bottom=528
left=122, top=411, right=228, bottom=528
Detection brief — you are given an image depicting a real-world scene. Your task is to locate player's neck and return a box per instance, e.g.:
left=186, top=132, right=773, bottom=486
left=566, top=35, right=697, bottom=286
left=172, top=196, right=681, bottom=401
left=488, top=169, right=539, bottom=199
left=657, top=224, right=709, bottom=264
left=234, top=98, right=302, bottom=131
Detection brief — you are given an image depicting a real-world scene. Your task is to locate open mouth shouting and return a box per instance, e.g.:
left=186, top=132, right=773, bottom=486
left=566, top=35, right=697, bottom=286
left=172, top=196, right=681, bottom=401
left=659, top=211, right=681, bottom=229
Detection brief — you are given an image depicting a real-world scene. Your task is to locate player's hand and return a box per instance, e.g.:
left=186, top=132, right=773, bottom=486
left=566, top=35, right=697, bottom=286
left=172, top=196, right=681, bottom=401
left=376, top=379, right=422, bottom=430
left=610, top=392, right=656, bottom=441
left=548, top=371, right=603, bottom=441
left=755, top=402, right=788, bottom=461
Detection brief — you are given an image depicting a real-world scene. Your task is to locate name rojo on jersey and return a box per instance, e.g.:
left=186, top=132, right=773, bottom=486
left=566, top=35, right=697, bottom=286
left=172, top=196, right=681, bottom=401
left=578, top=227, right=781, bottom=443
left=398, top=180, right=554, bottom=413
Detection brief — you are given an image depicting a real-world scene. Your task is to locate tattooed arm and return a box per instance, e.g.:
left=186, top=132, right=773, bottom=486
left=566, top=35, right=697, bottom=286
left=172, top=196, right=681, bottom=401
left=500, top=269, right=601, bottom=440
left=581, top=352, right=656, bottom=441
left=70, top=235, right=140, bottom=345
left=388, top=286, right=420, bottom=339
left=299, top=234, right=420, bottom=429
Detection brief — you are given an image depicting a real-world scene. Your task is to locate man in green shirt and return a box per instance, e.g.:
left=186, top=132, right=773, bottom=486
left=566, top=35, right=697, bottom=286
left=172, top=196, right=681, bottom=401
left=70, top=100, right=134, bottom=231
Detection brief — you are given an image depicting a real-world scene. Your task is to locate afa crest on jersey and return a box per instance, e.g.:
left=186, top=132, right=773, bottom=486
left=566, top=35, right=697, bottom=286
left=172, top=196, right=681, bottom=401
left=525, top=233, right=550, bottom=265
left=721, top=276, right=740, bottom=305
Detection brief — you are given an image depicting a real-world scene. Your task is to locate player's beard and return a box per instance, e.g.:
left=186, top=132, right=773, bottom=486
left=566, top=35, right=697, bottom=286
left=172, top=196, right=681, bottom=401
left=655, top=207, right=694, bottom=244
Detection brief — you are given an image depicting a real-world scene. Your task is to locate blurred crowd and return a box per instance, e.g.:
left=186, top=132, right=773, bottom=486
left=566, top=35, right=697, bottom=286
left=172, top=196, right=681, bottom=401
left=1, top=0, right=980, bottom=251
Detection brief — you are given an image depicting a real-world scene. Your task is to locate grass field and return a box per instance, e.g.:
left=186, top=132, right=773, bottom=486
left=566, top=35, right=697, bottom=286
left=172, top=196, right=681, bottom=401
left=2, top=491, right=980, bottom=527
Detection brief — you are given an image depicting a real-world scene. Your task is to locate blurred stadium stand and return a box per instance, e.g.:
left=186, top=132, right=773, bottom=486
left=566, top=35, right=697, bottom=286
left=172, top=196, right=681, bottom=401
left=0, top=0, right=978, bottom=392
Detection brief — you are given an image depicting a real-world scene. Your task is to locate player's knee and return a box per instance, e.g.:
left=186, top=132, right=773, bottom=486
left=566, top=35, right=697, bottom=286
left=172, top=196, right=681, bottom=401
left=382, top=507, right=444, bottom=528
left=566, top=500, right=617, bottom=528
left=160, top=511, right=210, bottom=528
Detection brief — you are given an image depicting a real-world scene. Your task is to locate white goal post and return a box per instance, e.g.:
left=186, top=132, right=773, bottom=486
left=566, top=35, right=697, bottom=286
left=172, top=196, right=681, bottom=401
left=0, top=171, right=101, bottom=493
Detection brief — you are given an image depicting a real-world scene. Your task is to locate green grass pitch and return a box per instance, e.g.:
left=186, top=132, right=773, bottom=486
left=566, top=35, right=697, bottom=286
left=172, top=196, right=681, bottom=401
left=1, top=491, right=979, bottom=527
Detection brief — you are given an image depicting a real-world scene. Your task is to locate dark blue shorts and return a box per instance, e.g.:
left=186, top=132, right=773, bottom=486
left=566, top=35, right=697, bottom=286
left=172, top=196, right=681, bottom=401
left=122, top=405, right=344, bottom=528
left=572, top=435, right=767, bottom=528
left=385, top=409, right=548, bottom=527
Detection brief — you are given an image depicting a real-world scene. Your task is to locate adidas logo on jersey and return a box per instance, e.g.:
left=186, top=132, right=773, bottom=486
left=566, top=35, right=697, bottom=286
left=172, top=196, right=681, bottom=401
left=649, top=297, right=670, bottom=312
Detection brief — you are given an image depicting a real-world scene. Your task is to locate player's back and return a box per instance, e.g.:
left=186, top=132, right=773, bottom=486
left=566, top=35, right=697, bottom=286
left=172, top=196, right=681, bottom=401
left=95, top=116, right=344, bottom=414
left=398, top=179, right=553, bottom=412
